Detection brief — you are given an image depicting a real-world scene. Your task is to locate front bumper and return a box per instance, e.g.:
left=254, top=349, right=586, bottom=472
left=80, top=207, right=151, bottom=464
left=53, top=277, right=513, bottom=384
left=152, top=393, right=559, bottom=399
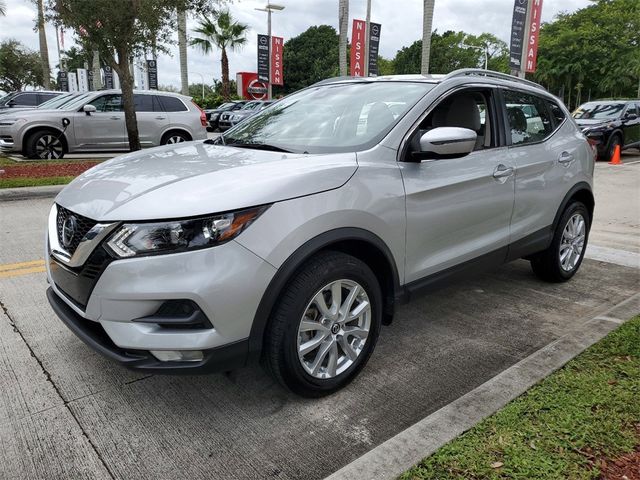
left=0, top=136, right=16, bottom=152
left=46, top=204, right=277, bottom=373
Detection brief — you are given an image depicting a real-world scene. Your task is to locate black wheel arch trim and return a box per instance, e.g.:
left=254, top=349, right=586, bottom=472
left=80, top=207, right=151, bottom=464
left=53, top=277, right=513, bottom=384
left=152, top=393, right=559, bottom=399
left=246, top=227, right=402, bottom=362
left=552, top=182, right=594, bottom=232
left=24, top=126, right=68, bottom=152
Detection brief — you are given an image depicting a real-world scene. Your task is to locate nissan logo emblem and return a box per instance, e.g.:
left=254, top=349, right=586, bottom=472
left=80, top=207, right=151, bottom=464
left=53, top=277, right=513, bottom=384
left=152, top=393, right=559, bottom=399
left=62, top=216, right=77, bottom=248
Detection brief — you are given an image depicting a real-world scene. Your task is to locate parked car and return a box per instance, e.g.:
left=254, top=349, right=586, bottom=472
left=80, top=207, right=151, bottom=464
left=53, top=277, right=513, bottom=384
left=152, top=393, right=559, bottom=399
left=0, top=90, right=207, bottom=159
left=225, top=100, right=275, bottom=129
left=573, top=99, right=640, bottom=160
left=0, top=90, right=63, bottom=110
left=0, top=92, right=82, bottom=117
left=205, top=100, right=249, bottom=131
left=45, top=70, right=594, bottom=397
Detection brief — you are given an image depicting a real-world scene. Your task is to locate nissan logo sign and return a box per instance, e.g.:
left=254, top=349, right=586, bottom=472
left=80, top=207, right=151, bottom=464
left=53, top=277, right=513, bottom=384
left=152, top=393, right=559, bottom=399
left=247, top=79, right=268, bottom=100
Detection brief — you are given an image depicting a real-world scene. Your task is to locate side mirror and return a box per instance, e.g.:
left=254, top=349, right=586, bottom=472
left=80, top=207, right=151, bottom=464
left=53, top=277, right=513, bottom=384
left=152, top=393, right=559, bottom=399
left=83, top=104, right=97, bottom=115
left=7, top=100, right=16, bottom=107
left=414, top=127, right=477, bottom=161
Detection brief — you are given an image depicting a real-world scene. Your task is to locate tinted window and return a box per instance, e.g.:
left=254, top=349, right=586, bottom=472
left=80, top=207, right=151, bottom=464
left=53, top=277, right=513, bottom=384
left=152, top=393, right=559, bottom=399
left=546, top=100, right=566, bottom=127
left=13, top=93, right=39, bottom=106
left=157, top=96, right=187, bottom=112
left=504, top=90, right=553, bottom=146
left=38, top=93, right=59, bottom=104
left=89, top=94, right=123, bottom=112
left=134, top=94, right=156, bottom=112
left=573, top=102, right=625, bottom=120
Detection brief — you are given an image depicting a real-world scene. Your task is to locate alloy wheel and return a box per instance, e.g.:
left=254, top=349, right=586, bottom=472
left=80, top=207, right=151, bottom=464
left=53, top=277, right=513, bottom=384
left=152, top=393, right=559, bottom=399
left=559, top=213, right=586, bottom=272
left=166, top=135, right=186, bottom=144
left=35, top=135, right=63, bottom=159
left=297, top=279, right=371, bottom=379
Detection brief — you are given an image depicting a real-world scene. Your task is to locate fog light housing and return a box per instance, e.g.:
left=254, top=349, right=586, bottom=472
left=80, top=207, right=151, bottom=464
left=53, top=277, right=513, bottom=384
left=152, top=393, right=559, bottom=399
left=150, top=350, right=204, bottom=362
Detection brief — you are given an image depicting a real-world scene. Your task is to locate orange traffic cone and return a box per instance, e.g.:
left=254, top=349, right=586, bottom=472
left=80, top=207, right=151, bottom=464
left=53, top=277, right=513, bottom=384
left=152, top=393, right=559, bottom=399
left=608, top=144, right=622, bottom=165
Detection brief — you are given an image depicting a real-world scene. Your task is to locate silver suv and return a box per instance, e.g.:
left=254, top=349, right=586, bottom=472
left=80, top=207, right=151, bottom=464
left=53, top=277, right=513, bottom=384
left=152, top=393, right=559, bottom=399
left=45, top=70, right=595, bottom=397
left=0, top=90, right=207, bottom=159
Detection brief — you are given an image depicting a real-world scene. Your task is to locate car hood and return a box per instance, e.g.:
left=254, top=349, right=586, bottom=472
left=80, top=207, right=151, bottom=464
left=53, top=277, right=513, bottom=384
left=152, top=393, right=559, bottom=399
left=56, top=141, right=358, bottom=221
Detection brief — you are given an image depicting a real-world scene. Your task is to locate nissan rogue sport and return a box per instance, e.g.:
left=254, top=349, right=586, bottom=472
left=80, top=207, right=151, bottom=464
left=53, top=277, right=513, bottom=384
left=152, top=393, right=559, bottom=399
left=46, top=70, right=595, bottom=397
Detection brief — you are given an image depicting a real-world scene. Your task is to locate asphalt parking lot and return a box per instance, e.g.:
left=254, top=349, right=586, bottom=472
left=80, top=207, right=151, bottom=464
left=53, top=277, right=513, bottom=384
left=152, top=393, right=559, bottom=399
left=1, top=155, right=639, bottom=480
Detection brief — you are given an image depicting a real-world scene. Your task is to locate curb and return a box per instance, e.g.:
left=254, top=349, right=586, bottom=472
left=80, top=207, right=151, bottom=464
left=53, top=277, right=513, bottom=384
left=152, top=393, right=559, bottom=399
left=0, top=185, right=63, bottom=202
left=325, top=292, right=640, bottom=480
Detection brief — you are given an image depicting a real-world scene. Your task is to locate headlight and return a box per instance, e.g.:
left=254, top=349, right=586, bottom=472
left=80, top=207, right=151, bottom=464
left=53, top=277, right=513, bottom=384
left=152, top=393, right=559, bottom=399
left=105, top=205, right=269, bottom=258
left=210, top=113, right=220, bottom=120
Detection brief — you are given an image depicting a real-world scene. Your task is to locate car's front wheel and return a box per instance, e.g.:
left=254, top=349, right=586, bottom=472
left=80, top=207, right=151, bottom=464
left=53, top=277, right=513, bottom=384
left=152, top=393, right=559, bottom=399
left=264, top=251, right=382, bottom=397
left=24, top=130, right=65, bottom=159
left=530, top=201, right=590, bottom=282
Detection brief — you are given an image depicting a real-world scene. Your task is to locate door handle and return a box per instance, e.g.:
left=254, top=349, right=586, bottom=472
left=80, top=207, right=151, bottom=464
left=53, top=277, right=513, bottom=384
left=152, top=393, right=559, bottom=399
left=155, top=116, right=167, bottom=120
left=558, top=151, right=575, bottom=164
left=493, top=164, right=514, bottom=179
left=109, top=116, right=120, bottom=120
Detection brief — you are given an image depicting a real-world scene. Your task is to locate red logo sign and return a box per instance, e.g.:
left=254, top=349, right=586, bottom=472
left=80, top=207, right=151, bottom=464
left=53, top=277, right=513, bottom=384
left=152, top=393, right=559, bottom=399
left=271, top=36, right=284, bottom=86
left=525, top=0, right=543, bottom=73
left=350, top=19, right=366, bottom=77
left=247, top=79, right=268, bottom=100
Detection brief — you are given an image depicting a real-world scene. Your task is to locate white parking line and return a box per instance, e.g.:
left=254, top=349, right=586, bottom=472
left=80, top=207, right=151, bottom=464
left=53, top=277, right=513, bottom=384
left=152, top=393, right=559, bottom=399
left=585, top=244, right=640, bottom=269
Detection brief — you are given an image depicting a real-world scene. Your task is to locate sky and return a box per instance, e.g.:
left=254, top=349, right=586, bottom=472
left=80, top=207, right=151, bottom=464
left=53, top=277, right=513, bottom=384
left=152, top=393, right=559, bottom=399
left=0, top=0, right=593, bottom=90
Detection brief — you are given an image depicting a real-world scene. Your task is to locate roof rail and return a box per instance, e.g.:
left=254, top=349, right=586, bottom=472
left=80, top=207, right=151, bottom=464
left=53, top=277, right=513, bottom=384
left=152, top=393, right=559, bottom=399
left=444, top=69, right=546, bottom=91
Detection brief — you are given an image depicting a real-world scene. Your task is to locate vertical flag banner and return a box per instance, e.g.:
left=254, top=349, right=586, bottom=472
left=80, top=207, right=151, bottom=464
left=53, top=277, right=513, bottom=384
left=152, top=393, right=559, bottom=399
left=368, top=22, right=382, bottom=77
left=68, top=72, right=78, bottom=92
left=87, top=70, right=94, bottom=90
left=257, top=34, right=270, bottom=83
left=271, top=36, right=284, bottom=86
left=103, top=66, right=114, bottom=89
left=57, top=71, right=69, bottom=92
left=77, top=68, right=89, bottom=92
left=147, top=60, right=158, bottom=90
left=350, top=19, right=366, bottom=77
left=509, top=0, right=528, bottom=69
left=525, top=0, right=544, bottom=72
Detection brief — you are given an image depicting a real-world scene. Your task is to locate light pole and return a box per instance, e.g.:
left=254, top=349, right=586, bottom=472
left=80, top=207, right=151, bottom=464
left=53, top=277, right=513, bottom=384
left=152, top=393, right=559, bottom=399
left=364, top=0, right=371, bottom=77
left=255, top=2, right=285, bottom=100
left=192, top=72, right=206, bottom=100
left=462, top=43, right=488, bottom=70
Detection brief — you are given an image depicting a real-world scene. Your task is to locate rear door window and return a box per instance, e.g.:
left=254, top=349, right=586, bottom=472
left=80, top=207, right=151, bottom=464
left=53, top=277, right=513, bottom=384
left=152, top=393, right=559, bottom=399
left=546, top=100, right=566, bottom=128
left=134, top=94, right=157, bottom=112
left=38, top=93, right=59, bottom=104
left=503, top=90, right=554, bottom=146
left=13, top=93, right=39, bottom=106
left=157, top=96, right=188, bottom=112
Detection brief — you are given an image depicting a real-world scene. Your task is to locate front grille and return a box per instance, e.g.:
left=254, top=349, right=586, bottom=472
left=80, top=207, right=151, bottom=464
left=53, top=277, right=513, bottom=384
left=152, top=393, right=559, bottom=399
left=56, top=205, right=98, bottom=255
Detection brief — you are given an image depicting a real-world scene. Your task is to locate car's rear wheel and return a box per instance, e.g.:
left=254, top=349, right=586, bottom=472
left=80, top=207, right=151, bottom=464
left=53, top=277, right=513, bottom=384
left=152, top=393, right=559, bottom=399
left=601, top=134, right=622, bottom=161
left=264, top=251, right=382, bottom=397
left=161, top=131, right=190, bottom=145
left=24, top=130, right=65, bottom=159
left=530, top=201, right=590, bottom=282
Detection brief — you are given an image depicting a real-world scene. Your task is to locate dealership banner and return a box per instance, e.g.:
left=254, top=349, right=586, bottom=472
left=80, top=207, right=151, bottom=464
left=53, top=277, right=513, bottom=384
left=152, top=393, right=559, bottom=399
left=147, top=59, right=158, bottom=89
left=350, top=19, right=366, bottom=77
left=103, top=66, right=114, bottom=89
left=257, top=34, right=270, bottom=82
left=68, top=72, right=78, bottom=92
left=368, top=22, right=382, bottom=77
left=525, top=0, right=543, bottom=72
left=77, top=68, right=89, bottom=92
left=57, top=71, right=69, bottom=92
left=509, top=0, right=528, bottom=69
left=271, top=36, right=284, bottom=86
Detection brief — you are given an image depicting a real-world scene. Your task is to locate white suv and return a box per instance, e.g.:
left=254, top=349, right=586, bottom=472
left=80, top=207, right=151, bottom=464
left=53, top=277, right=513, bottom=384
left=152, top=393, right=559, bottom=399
left=45, top=70, right=595, bottom=397
left=0, top=90, right=207, bottom=159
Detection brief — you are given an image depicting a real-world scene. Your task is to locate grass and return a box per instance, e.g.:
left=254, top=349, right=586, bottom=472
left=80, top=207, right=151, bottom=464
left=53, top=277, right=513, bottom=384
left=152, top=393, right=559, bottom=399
left=0, top=176, right=74, bottom=188
left=401, top=316, right=640, bottom=480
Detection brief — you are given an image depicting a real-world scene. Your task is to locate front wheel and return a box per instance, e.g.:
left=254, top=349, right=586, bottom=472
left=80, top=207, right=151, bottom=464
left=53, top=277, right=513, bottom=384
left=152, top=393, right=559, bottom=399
left=530, top=201, right=590, bottom=282
left=263, top=251, right=382, bottom=397
left=24, top=130, right=66, bottom=159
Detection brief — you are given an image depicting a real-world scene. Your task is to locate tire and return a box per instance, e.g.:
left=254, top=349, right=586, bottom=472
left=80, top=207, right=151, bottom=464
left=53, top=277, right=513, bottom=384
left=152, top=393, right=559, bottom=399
left=601, top=134, right=622, bottom=161
left=24, top=129, right=65, bottom=159
left=161, top=131, right=190, bottom=145
left=263, top=251, right=382, bottom=397
left=530, top=201, right=590, bottom=282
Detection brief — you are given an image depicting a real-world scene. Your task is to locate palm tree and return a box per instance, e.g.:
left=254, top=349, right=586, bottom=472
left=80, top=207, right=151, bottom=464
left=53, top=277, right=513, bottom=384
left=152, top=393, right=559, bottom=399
left=338, top=0, right=349, bottom=76
left=421, top=0, right=435, bottom=74
left=35, top=0, right=51, bottom=88
left=177, top=9, right=189, bottom=96
left=0, top=1, right=6, bottom=16
left=191, top=11, right=248, bottom=101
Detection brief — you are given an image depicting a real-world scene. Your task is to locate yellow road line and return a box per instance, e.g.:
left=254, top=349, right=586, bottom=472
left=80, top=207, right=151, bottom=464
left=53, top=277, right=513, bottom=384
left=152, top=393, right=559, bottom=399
left=0, top=260, right=47, bottom=278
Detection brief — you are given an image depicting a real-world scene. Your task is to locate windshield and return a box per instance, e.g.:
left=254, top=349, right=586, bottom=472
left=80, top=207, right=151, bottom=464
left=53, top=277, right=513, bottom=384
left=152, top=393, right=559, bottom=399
left=573, top=102, right=625, bottom=120
left=222, top=82, right=433, bottom=154
left=38, top=93, right=76, bottom=109
left=218, top=102, right=234, bottom=110
left=60, top=92, right=98, bottom=111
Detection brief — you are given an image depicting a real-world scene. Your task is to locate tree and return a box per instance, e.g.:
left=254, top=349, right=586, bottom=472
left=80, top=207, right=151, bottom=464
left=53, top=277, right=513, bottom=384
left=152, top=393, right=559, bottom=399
left=191, top=10, right=249, bottom=102
left=177, top=9, right=189, bottom=96
left=421, top=0, right=435, bottom=74
left=0, top=40, right=45, bottom=91
left=50, top=0, right=213, bottom=152
left=275, top=25, right=339, bottom=94
left=35, top=0, right=51, bottom=88
left=377, top=56, right=395, bottom=76
left=338, top=0, right=348, bottom=76
left=0, top=1, right=6, bottom=15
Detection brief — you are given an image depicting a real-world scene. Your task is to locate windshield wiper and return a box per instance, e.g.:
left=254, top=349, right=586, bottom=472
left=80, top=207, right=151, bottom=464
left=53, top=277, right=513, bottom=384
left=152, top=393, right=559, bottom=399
left=228, top=142, right=293, bottom=153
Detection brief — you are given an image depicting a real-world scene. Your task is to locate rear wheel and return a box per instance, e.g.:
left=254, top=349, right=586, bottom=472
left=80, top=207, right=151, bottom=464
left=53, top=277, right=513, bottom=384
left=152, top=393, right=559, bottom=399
left=161, top=131, right=190, bottom=145
left=24, top=130, right=65, bottom=159
left=530, top=201, right=590, bottom=282
left=601, top=134, right=622, bottom=161
left=264, top=251, right=382, bottom=397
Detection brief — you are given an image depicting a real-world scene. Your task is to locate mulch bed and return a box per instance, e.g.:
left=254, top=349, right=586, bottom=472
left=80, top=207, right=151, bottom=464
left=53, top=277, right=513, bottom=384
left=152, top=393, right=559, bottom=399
left=599, top=448, right=640, bottom=480
left=0, top=161, right=101, bottom=179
